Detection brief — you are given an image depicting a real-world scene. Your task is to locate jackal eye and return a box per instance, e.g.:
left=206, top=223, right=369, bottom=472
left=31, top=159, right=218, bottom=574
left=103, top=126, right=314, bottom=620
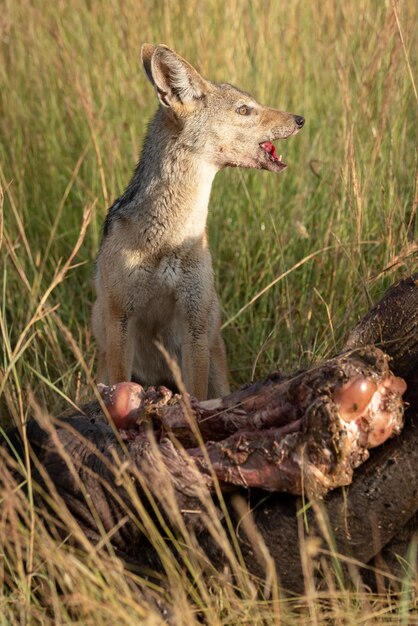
left=236, top=105, right=251, bottom=116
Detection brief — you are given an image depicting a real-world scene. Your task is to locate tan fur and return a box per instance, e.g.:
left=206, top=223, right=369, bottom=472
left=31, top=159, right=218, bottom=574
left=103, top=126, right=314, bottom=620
left=92, top=44, right=304, bottom=400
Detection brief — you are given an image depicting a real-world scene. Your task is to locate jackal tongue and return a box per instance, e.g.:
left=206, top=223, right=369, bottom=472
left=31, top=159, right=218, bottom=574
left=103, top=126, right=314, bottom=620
left=260, top=141, right=284, bottom=164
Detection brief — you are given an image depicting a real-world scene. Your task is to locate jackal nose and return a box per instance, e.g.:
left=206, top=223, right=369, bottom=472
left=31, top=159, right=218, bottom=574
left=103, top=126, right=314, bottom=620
left=294, top=115, right=305, bottom=128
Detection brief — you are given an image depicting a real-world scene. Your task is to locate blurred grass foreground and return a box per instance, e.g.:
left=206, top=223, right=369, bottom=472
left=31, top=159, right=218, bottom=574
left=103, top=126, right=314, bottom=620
left=0, top=0, right=417, bottom=623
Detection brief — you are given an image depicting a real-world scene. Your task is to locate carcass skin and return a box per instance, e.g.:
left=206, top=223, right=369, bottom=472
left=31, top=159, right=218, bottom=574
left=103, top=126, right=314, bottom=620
left=2, top=275, right=418, bottom=592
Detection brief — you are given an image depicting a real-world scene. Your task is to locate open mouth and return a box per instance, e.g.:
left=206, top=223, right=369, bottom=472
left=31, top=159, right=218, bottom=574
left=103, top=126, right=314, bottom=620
left=259, top=141, right=287, bottom=171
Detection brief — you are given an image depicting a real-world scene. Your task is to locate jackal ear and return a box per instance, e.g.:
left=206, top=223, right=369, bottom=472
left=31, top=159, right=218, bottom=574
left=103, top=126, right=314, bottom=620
left=141, top=44, right=208, bottom=109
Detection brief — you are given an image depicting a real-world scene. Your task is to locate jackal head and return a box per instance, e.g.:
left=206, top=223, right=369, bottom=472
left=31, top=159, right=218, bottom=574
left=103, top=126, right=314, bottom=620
left=141, top=44, right=304, bottom=173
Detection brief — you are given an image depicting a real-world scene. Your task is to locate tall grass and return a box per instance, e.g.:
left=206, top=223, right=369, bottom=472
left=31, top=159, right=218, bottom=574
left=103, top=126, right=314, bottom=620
left=0, top=0, right=417, bottom=622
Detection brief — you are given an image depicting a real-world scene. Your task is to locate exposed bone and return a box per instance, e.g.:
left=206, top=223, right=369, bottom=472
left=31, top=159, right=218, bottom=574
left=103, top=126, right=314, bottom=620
left=333, top=376, right=377, bottom=420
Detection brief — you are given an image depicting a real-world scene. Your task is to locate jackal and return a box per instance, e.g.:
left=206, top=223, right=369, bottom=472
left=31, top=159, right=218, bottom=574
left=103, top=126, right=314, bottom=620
left=92, top=44, right=304, bottom=400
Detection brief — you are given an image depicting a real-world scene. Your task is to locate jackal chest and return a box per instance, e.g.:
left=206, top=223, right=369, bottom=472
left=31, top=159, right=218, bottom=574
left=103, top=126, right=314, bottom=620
left=121, top=264, right=178, bottom=336
left=121, top=250, right=183, bottom=309
left=154, top=255, right=182, bottom=289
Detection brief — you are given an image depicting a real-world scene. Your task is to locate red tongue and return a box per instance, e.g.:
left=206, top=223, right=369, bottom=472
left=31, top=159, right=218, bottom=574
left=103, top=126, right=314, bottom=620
left=260, top=141, right=278, bottom=159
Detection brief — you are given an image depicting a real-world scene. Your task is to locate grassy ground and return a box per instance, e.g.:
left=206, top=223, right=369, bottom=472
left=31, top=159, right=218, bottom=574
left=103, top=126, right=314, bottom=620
left=0, top=0, right=417, bottom=623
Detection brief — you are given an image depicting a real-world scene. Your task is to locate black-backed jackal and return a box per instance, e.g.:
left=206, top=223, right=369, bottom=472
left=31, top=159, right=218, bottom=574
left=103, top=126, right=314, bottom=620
left=92, top=44, right=304, bottom=400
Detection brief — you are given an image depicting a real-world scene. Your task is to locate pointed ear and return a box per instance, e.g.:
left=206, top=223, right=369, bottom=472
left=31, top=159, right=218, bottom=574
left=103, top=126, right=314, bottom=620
left=141, top=43, right=157, bottom=86
left=141, top=44, right=208, bottom=109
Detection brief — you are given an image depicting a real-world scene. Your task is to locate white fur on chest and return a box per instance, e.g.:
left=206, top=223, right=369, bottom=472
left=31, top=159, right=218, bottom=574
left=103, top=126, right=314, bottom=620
left=179, top=162, right=217, bottom=242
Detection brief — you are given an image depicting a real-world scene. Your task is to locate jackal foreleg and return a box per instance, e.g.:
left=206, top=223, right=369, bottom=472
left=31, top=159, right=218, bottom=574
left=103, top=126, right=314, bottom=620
left=182, top=332, right=210, bottom=401
left=105, top=308, right=135, bottom=384
left=208, top=331, right=230, bottom=398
